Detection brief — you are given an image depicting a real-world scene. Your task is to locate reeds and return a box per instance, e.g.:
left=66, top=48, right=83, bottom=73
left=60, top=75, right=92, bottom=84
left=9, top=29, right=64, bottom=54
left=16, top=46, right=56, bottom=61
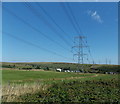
left=2, top=82, right=50, bottom=102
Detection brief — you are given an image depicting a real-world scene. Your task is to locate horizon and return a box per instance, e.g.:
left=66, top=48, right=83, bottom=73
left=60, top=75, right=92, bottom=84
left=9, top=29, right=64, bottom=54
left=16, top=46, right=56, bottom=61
left=0, top=61, right=118, bottom=65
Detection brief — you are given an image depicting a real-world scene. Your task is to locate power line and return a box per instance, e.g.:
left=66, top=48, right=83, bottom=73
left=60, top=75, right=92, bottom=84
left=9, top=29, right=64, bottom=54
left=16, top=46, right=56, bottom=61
left=3, top=2, right=95, bottom=65
left=109, top=60, right=111, bottom=65
left=82, top=38, right=95, bottom=64
left=3, top=31, right=74, bottom=62
left=3, top=5, right=70, bottom=53
left=62, top=2, right=95, bottom=64
left=65, top=2, right=83, bottom=35
left=98, top=60, right=101, bottom=64
left=60, top=2, right=95, bottom=65
left=60, top=2, right=80, bottom=35
left=23, top=1, right=72, bottom=48
left=35, top=2, right=73, bottom=44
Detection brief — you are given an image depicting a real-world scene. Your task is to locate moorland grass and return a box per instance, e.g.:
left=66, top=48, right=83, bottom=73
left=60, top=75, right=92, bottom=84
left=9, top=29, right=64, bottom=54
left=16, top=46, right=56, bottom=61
left=2, top=69, right=119, bottom=103
left=17, top=78, right=119, bottom=103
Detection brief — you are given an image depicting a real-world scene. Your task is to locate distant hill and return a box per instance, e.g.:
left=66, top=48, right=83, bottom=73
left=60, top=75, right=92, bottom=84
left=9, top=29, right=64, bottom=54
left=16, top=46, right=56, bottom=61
left=1, top=62, right=120, bottom=73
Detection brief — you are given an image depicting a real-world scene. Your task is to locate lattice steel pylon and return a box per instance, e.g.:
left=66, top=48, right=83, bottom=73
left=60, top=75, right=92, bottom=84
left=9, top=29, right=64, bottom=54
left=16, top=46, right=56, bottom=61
left=72, top=36, right=88, bottom=72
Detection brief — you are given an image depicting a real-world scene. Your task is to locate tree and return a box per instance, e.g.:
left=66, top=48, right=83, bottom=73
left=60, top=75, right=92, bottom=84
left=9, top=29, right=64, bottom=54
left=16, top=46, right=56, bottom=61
left=35, top=66, right=40, bottom=69
left=46, top=67, right=49, bottom=70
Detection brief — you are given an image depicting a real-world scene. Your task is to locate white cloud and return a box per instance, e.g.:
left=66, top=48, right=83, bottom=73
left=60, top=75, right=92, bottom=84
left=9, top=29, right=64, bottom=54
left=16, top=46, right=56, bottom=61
left=87, top=10, right=103, bottom=23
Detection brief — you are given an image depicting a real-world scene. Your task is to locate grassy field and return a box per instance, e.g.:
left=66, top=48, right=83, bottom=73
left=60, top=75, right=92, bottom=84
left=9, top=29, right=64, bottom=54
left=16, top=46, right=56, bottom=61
left=2, top=69, right=95, bottom=84
left=1, top=69, right=119, bottom=103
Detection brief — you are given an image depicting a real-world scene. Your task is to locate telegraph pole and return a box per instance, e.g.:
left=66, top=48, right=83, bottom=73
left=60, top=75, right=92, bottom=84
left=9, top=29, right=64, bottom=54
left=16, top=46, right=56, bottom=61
left=72, top=36, right=88, bottom=72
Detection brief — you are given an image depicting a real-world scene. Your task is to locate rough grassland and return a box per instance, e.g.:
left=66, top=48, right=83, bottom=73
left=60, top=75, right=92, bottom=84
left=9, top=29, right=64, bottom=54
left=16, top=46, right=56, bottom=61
left=20, top=78, right=119, bottom=103
left=2, top=69, right=119, bottom=103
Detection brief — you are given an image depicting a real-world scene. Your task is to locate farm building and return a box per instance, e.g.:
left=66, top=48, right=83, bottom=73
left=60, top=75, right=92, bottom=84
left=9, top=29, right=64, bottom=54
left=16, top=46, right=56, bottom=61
left=56, top=68, right=62, bottom=72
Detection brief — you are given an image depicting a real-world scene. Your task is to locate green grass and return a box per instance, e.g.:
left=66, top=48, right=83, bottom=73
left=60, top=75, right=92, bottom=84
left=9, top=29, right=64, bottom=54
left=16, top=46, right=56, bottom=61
left=2, top=70, right=95, bottom=84
left=2, top=69, right=119, bottom=103
left=18, top=78, right=119, bottom=103
left=2, top=69, right=119, bottom=85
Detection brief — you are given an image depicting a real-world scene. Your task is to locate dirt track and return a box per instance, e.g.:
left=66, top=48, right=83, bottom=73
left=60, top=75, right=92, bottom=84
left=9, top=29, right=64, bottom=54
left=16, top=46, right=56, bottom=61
left=46, top=74, right=99, bottom=81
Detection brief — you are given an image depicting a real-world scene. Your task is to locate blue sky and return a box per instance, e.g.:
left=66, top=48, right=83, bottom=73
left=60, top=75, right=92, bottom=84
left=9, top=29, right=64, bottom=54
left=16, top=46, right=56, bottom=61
left=2, top=2, right=118, bottom=64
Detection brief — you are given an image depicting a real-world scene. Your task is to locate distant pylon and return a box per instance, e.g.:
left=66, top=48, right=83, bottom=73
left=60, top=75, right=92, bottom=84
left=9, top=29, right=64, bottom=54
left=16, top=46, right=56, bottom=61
left=99, top=60, right=100, bottom=64
left=106, top=58, right=108, bottom=65
left=109, top=60, right=111, bottom=65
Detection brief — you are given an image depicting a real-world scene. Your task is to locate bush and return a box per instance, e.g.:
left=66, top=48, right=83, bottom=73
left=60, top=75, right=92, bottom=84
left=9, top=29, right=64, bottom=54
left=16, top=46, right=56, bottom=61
left=35, top=66, right=41, bottom=69
left=20, top=78, right=119, bottom=103
left=43, top=67, right=49, bottom=71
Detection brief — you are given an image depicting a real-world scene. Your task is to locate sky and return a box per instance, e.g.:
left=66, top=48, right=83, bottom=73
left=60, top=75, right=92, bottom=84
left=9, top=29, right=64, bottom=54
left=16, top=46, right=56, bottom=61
left=2, top=2, right=118, bottom=64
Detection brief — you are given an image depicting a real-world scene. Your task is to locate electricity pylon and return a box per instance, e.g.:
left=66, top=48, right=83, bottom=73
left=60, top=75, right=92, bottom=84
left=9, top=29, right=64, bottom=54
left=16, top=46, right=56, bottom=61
left=109, top=60, right=111, bottom=65
left=72, top=36, right=88, bottom=72
left=106, top=58, right=108, bottom=65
